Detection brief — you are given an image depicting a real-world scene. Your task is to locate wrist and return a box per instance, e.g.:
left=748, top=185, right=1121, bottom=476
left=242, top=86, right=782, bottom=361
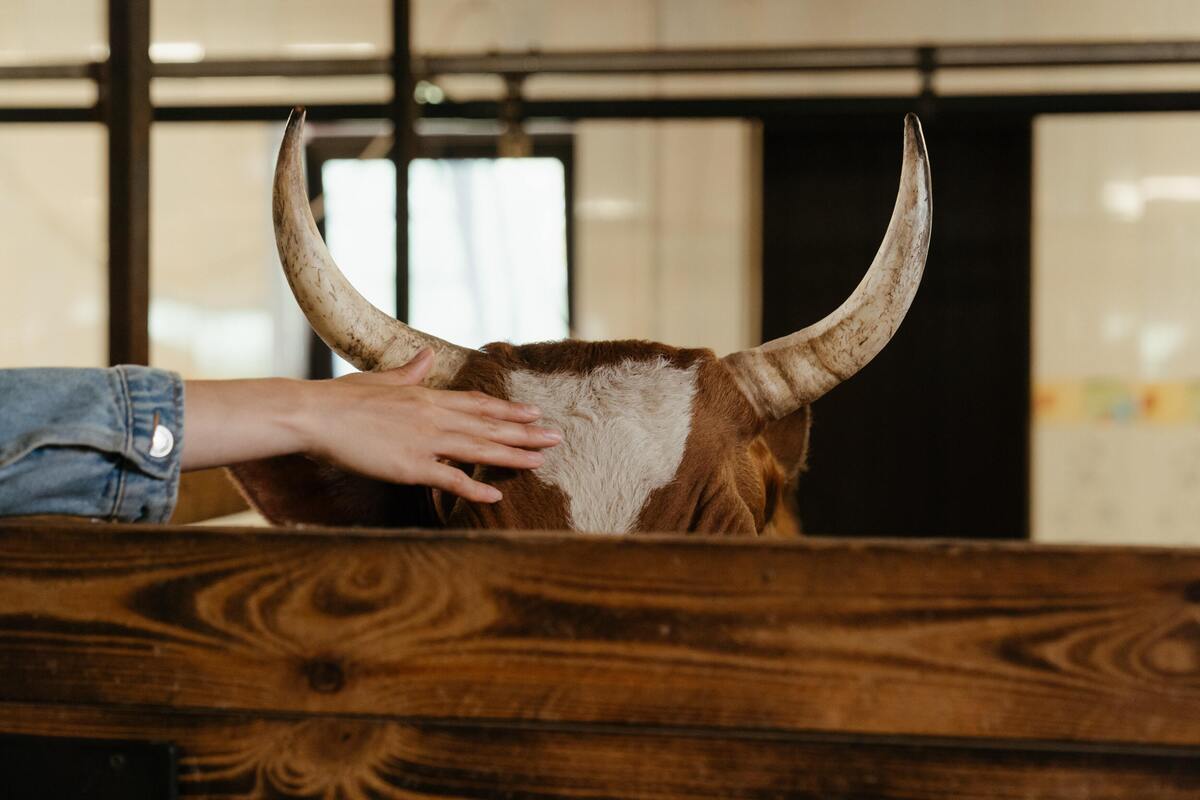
left=271, top=378, right=320, bottom=456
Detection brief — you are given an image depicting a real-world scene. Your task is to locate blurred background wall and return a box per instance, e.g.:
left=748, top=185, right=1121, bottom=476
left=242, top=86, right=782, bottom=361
left=4, top=0, right=1200, bottom=544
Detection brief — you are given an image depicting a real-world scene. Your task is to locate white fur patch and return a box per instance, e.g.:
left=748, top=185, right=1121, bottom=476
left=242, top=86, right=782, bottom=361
left=506, top=358, right=698, bottom=534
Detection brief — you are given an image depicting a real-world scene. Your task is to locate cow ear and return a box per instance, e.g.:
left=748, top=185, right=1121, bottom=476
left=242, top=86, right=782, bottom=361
left=227, top=455, right=436, bottom=528
left=762, top=404, right=812, bottom=480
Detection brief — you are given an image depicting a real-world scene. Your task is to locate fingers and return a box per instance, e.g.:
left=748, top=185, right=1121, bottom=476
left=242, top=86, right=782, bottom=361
left=367, top=356, right=544, bottom=426
left=432, top=388, right=543, bottom=422
left=423, top=462, right=503, bottom=503
left=434, top=434, right=546, bottom=471
left=440, top=410, right=561, bottom=449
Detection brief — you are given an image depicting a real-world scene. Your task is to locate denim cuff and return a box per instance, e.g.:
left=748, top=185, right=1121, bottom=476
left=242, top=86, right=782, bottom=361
left=0, top=366, right=185, bottom=523
left=111, top=366, right=186, bottom=522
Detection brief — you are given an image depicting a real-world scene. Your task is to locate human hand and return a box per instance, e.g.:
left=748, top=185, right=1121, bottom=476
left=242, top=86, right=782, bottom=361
left=296, top=349, right=560, bottom=503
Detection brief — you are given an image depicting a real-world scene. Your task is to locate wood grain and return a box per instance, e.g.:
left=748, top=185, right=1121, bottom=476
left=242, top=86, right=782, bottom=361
left=0, top=522, right=1197, bottom=747
left=2, top=702, right=1198, bottom=799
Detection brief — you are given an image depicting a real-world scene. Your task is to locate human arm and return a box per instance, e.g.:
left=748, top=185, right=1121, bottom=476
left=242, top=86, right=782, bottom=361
left=182, top=348, right=559, bottom=503
left=0, top=365, right=184, bottom=522
left=0, top=351, right=558, bottom=523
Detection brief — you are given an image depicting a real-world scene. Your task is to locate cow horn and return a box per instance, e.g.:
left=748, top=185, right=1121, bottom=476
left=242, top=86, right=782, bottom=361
left=722, top=113, right=932, bottom=421
left=273, top=106, right=469, bottom=383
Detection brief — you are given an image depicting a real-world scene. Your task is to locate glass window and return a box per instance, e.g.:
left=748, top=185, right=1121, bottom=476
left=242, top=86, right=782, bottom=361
left=0, top=0, right=104, bottom=63
left=149, top=0, right=391, bottom=106
left=150, top=122, right=309, bottom=378
left=0, top=81, right=97, bottom=108
left=152, top=0, right=388, bottom=59
left=409, top=158, right=569, bottom=347
left=322, top=156, right=570, bottom=376
left=0, top=124, right=106, bottom=367
left=322, top=157, right=398, bottom=322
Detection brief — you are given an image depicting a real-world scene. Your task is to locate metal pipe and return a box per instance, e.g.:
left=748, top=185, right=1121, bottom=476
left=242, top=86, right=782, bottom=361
left=418, top=41, right=1200, bottom=76
left=153, top=57, right=389, bottom=78
left=152, top=103, right=388, bottom=121
left=0, top=107, right=100, bottom=122
left=0, top=63, right=97, bottom=80
left=106, top=0, right=152, bottom=366
left=6, top=90, right=1195, bottom=125
left=10, top=40, right=1200, bottom=84
left=936, top=41, right=1200, bottom=68
left=392, top=0, right=412, bottom=323
left=417, top=46, right=919, bottom=76
left=420, top=91, right=1200, bottom=119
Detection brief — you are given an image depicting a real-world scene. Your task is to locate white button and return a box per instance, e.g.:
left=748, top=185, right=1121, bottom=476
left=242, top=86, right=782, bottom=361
left=149, top=424, right=174, bottom=458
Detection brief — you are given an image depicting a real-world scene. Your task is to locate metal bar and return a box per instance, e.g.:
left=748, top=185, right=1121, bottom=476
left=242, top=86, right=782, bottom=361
left=422, top=91, right=1200, bottom=119
left=419, top=46, right=915, bottom=76
left=419, top=46, right=917, bottom=76
left=392, top=0, right=412, bottom=323
left=153, top=57, right=389, bottom=79
left=418, top=41, right=1200, bottom=76
left=151, top=103, right=388, bottom=122
left=13, top=89, right=1200, bottom=127
left=11, top=40, right=1200, bottom=85
left=0, top=107, right=101, bottom=123
left=0, top=59, right=387, bottom=81
left=144, top=41, right=1200, bottom=78
left=106, top=0, right=152, bottom=366
left=0, top=63, right=97, bottom=80
left=937, top=41, right=1200, bottom=68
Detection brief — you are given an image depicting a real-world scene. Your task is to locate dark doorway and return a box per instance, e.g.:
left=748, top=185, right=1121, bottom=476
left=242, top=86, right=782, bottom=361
left=762, top=113, right=1032, bottom=539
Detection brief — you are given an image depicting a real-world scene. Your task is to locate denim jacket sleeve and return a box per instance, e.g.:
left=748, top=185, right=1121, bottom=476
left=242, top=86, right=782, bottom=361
left=0, top=366, right=185, bottom=523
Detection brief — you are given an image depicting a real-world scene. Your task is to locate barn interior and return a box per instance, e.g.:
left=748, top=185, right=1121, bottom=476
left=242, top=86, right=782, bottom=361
left=7, top=1, right=1200, bottom=545
left=3, top=2, right=1200, bottom=797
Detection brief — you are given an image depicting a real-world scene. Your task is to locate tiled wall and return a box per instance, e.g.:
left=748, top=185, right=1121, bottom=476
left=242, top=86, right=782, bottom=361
left=1033, top=114, right=1200, bottom=545
left=573, top=120, right=760, bottom=354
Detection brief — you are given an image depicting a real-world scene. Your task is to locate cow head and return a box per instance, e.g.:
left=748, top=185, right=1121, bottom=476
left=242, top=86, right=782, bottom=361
left=231, top=108, right=931, bottom=536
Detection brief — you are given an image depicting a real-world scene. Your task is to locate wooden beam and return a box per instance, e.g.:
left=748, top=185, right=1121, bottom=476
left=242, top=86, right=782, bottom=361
left=105, top=0, right=151, bottom=365
left=1, top=702, right=1198, bottom=799
left=0, top=523, right=1198, bottom=747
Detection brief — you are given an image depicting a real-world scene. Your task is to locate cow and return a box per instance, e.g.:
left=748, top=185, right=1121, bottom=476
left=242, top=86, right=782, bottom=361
left=230, top=107, right=931, bottom=536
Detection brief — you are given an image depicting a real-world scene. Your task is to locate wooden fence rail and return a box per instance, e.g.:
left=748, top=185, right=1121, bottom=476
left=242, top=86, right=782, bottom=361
left=0, top=521, right=1197, bottom=798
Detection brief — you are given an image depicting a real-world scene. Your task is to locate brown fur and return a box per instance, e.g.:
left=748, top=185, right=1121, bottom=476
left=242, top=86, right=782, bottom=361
left=229, top=339, right=810, bottom=536
left=228, top=455, right=437, bottom=528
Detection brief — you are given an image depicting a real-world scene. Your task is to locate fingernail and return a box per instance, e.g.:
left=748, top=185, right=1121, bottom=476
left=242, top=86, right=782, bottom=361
left=527, top=451, right=545, bottom=465
left=520, top=404, right=542, bottom=417
left=484, top=487, right=502, bottom=502
left=539, top=428, right=562, bottom=443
